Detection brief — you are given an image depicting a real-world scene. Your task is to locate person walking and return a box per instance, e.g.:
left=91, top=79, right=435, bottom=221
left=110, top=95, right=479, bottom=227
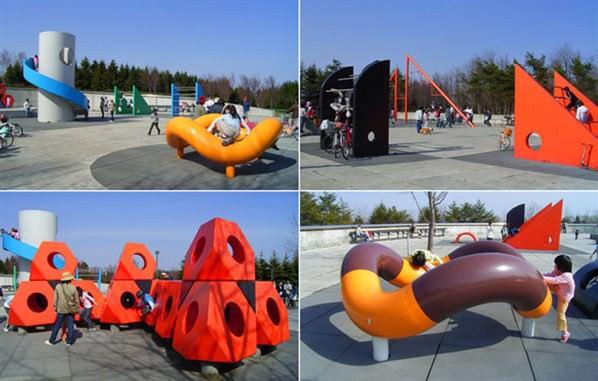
left=486, top=222, right=494, bottom=240
left=77, top=287, right=97, bottom=331
left=23, top=98, right=31, bottom=118
left=415, top=106, right=424, bottom=133
left=99, top=97, right=105, bottom=119
left=242, top=96, right=251, bottom=118
left=108, top=100, right=115, bottom=122
left=148, top=108, right=160, bottom=135
left=45, top=272, right=79, bottom=346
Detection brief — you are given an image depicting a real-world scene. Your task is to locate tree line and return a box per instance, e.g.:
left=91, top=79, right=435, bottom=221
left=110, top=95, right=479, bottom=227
left=300, top=192, right=597, bottom=226
left=301, top=45, right=597, bottom=115
left=0, top=49, right=297, bottom=110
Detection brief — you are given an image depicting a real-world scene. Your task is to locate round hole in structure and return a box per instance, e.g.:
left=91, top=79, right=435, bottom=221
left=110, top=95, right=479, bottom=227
left=367, top=131, right=375, bottom=142
left=266, top=298, right=281, bottom=326
left=162, top=296, right=173, bottom=320
left=47, top=252, right=65, bottom=270
left=224, top=302, right=245, bottom=337
left=27, top=293, right=48, bottom=313
left=192, top=237, right=206, bottom=263
left=121, top=291, right=136, bottom=309
left=184, top=301, right=199, bottom=335
left=152, top=291, right=159, bottom=302
left=226, top=236, right=245, bottom=264
left=526, top=132, right=542, bottom=151
left=59, top=47, right=74, bottom=65
left=132, top=253, right=146, bottom=270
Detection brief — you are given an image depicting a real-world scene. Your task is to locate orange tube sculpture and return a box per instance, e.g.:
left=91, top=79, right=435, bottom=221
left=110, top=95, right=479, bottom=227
left=340, top=241, right=552, bottom=339
left=166, top=113, right=282, bottom=178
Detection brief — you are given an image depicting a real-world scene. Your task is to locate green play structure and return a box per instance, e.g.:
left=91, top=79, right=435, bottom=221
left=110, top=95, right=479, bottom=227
left=113, top=85, right=152, bottom=115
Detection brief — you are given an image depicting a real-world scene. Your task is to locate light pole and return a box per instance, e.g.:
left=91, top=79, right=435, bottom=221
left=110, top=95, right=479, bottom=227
left=155, top=250, right=160, bottom=276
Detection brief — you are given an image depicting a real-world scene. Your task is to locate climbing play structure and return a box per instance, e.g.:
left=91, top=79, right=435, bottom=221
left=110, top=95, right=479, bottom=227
left=113, top=85, right=152, bottom=115
left=6, top=217, right=290, bottom=368
left=514, top=65, right=597, bottom=170
left=171, top=82, right=203, bottom=116
left=166, top=113, right=282, bottom=178
left=0, top=82, right=15, bottom=108
left=553, top=71, right=598, bottom=134
left=393, top=55, right=475, bottom=128
left=340, top=240, right=552, bottom=361
left=319, top=60, right=390, bottom=157
left=22, top=32, right=88, bottom=122
left=502, top=200, right=563, bottom=251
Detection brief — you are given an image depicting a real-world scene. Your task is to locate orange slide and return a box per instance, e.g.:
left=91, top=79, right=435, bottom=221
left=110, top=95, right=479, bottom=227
left=166, top=113, right=282, bottom=178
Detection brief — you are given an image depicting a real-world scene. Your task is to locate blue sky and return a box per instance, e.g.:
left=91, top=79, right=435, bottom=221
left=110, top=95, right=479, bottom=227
left=0, top=192, right=298, bottom=269
left=3, top=0, right=298, bottom=82
left=301, top=0, right=598, bottom=74
left=312, top=192, right=597, bottom=222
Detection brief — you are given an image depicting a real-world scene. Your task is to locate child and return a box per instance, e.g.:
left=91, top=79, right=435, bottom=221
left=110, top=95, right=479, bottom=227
left=3, top=294, right=13, bottom=332
left=543, top=255, right=575, bottom=343
left=207, top=105, right=250, bottom=146
left=406, top=249, right=443, bottom=271
left=77, top=287, right=97, bottom=331
left=136, top=290, right=155, bottom=315
left=148, top=109, right=160, bottom=135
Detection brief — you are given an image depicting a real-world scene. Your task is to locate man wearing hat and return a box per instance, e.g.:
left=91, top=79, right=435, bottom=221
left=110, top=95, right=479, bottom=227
left=45, top=271, right=79, bottom=346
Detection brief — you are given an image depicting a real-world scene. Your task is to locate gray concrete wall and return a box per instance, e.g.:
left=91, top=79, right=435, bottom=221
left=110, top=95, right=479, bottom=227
left=4, top=87, right=276, bottom=118
left=564, top=223, right=598, bottom=234
left=301, top=223, right=506, bottom=251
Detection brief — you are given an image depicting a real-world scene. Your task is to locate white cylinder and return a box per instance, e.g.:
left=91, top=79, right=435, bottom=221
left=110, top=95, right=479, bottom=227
left=372, top=336, right=389, bottom=362
left=18, top=210, right=58, bottom=281
left=37, top=31, right=76, bottom=122
left=521, top=318, right=536, bottom=338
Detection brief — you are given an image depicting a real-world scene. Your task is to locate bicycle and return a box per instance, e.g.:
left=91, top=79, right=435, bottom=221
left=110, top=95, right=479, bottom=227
left=4, top=122, right=23, bottom=137
left=333, top=121, right=352, bottom=160
left=281, top=114, right=299, bottom=140
left=0, top=124, right=14, bottom=148
left=498, top=126, right=513, bottom=151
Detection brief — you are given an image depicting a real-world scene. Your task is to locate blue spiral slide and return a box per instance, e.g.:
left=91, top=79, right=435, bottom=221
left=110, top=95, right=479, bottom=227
left=23, top=57, right=87, bottom=114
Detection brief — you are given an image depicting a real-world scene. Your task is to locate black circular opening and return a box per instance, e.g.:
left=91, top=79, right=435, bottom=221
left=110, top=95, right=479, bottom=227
left=266, top=298, right=281, bottom=326
left=226, top=236, right=245, bottom=264
left=224, top=302, right=244, bottom=337
left=121, top=291, right=135, bottom=309
left=192, top=237, right=206, bottom=263
left=162, top=296, right=173, bottom=320
left=27, top=293, right=48, bottom=313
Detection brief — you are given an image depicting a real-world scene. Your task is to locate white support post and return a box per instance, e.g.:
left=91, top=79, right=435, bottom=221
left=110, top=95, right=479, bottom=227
left=521, top=318, right=535, bottom=337
left=372, top=336, right=389, bottom=362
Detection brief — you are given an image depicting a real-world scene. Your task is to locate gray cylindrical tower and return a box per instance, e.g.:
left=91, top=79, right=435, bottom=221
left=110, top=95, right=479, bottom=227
left=18, top=210, right=58, bottom=281
left=37, top=31, right=76, bottom=122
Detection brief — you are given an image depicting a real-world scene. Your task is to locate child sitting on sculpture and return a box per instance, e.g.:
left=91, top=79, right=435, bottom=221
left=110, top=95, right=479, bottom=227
left=207, top=105, right=250, bottom=146
left=543, top=254, right=575, bottom=343
left=406, top=249, right=443, bottom=271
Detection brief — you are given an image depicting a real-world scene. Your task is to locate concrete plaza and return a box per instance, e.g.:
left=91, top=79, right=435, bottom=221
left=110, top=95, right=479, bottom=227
left=300, top=123, right=598, bottom=190
left=0, top=113, right=298, bottom=190
left=300, top=234, right=598, bottom=381
left=0, top=308, right=298, bottom=381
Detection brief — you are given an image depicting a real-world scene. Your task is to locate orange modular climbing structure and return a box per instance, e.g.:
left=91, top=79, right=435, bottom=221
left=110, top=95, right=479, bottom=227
left=8, top=242, right=79, bottom=327
left=514, top=65, right=598, bottom=170
left=99, top=243, right=156, bottom=325
left=553, top=71, right=598, bottom=134
left=503, top=200, right=563, bottom=251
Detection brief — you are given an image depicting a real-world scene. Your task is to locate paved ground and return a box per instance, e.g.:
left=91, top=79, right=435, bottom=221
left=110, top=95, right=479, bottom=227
left=300, top=234, right=598, bottom=381
left=300, top=122, right=598, bottom=190
left=0, top=308, right=298, bottom=381
left=0, top=113, right=298, bottom=190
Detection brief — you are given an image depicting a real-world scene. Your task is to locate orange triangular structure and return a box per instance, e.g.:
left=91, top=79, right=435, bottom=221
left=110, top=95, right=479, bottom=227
left=503, top=200, right=563, bottom=251
left=514, top=65, right=597, bottom=169
left=552, top=71, right=598, bottom=135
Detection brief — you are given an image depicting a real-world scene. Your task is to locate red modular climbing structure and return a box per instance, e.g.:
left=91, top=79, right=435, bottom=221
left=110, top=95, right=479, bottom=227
left=182, top=217, right=256, bottom=281
left=99, top=243, right=156, bottom=325
left=170, top=217, right=289, bottom=363
left=9, top=242, right=79, bottom=327
left=255, top=281, right=290, bottom=346
left=143, top=280, right=163, bottom=327
left=72, top=280, right=105, bottom=321
left=154, top=280, right=184, bottom=339
left=553, top=71, right=598, bottom=134
left=503, top=200, right=563, bottom=251
left=514, top=65, right=598, bottom=170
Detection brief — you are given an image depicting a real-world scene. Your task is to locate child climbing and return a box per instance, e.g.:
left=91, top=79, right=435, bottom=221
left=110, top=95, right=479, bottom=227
left=543, top=254, right=575, bottom=343
left=406, top=249, right=443, bottom=271
left=148, top=108, right=160, bottom=135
